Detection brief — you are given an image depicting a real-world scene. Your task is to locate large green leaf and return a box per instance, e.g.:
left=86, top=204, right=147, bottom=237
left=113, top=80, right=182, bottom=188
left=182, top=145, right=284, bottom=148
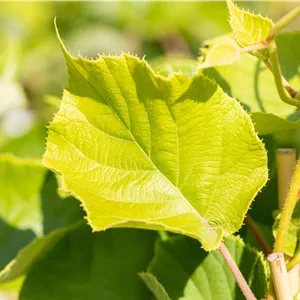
left=0, top=154, right=46, bottom=236
left=273, top=201, right=300, bottom=257
left=227, top=0, right=274, bottom=47
left=43, top=35, right=268, bottom=251
left=20, top=227, right=157, bottom=300
left=147, top=235, right=268, bottom=300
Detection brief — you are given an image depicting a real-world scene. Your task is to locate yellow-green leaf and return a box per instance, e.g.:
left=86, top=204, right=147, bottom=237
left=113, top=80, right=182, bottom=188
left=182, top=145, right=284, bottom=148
left=227, top=0, right=274, bottom=46
left=43, top=34, right=268, bottom=251
left=199, top=42, right=240, bottom=68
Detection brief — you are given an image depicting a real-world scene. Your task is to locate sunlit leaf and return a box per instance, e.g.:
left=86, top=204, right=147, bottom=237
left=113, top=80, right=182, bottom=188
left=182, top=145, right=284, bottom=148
left=43, top=33, right=268, bottom=251
left=227, top=0, right=274, bottom=47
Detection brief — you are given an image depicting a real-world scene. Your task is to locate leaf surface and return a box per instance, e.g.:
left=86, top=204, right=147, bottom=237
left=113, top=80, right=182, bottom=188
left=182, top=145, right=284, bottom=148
left=227, top=0, right=274, bottom=47
left=148, top=235, right=268, bottom=300
left=43, top=36, right=268, bottom=251
left=20, top=227, right=157, bottom=300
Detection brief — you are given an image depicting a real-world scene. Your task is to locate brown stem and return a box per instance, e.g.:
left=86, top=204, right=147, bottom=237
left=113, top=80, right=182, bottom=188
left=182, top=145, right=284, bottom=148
left=219, top=242, right=256, bottom=300
left=244, top=215, right=272, bottom=255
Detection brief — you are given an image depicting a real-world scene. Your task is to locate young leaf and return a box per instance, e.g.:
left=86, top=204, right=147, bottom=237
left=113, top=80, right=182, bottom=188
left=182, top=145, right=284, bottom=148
left=0, top=154, right=46, bottom=236
left=147, top=235, right=268, bottom=300
left=227, top=0, right=274, bottom=47
left=273, top=201, right=300, bottom=257
left=19, top=227, right=157, bottom=300
left=199, top=42, right=240, bottom=68
left=43, top=35, right=268, bottom=251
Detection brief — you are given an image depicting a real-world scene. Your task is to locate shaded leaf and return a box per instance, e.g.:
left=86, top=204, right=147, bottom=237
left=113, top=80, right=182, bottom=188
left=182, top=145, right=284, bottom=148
left=20, top=227, right=157, bottom=300
left=41, top=172, right=84, bottom=235
left=0, top=223, right=78, bottom=284
left=139, top=272, right=171, bottom=300
left=43, top=34, right=268, bottom=251
left=0, top=171, right=84, bottom=283
left=148, top=235, right=268, bottom=300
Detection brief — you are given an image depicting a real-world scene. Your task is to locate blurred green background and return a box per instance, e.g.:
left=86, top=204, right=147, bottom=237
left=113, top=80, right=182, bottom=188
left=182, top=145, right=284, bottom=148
left=1, top=1, right=300, bottom=160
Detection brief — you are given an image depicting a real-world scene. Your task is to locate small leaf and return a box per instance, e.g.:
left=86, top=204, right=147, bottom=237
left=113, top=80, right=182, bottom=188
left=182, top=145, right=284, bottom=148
left=19, top=227, right=157, bottom=300
left=273, top=201, right=300, bottom=256
left=0, top=154, right=46, bottom=236
left=148, top=235, right=269, bottom=300
left=199, top=42, right=240, bottom=68
left=227, top=0, right=274, bottom=46
left=43, top=33, right=268, bottom=251
left=139, top=272, right=171, bottom=300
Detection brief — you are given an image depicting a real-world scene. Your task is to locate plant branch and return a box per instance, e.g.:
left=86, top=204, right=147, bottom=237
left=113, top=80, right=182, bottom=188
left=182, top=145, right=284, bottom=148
left=268, top=5, right=300, bottom=40
left=219, top=242, right=256, bottom=300
left=287, top=246, right=300, bottom=271
left=268, top=253, right=293, bottom=300
left=244, top=215, right=272, bottom=255
left=274, top=158, right=300, bottom=253
left=268, top=48, right=300, bottom=108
